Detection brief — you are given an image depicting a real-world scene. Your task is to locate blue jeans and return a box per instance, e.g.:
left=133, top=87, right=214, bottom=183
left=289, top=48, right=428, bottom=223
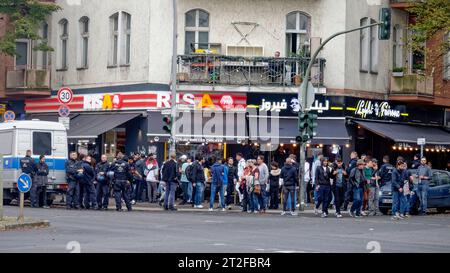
left=256, top=186, right=267, bottom=210
left=316, top=185, right=331, bottom=214
left=163, top=182, right=177, bottom=208
left=250, top=192, right=259, bottom=212
left=402, top=194, right=410, bottom=215
left=194, top=182, right=204, bottom=206
left=417, top=183, right=429, bottom=214
left=210, top=183, right=225, bottom=209
left=392, top=190, right=405, bottom=215
left=188, top=182, right=193, bottom=201
left=351, top=187, right=363, bottom=215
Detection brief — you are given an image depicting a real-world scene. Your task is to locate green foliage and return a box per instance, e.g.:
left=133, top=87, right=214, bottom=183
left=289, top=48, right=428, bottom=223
left=407, top=0, right=450, bottom=62
left=393, top=67, right=406, bottom=72
left=0, top=0, right=60, bottom=56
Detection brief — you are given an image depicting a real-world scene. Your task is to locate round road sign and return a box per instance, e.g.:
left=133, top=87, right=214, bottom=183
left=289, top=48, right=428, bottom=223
left=57, top=87, right=74, bottom=104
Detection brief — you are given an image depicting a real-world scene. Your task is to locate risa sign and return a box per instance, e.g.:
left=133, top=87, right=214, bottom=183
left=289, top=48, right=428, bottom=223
left=84, top=94, right=123, bottom=110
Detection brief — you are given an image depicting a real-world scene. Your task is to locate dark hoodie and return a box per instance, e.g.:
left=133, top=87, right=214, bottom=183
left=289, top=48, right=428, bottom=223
left=280, top=164, right=298, bottom=188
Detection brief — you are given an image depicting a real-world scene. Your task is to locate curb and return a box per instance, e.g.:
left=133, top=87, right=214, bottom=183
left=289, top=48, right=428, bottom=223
left=0, top=217, right=50, bottom=231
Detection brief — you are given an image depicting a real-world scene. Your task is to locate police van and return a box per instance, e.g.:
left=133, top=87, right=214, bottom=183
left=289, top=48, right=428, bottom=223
left=0, top=120, right=68, bottom=205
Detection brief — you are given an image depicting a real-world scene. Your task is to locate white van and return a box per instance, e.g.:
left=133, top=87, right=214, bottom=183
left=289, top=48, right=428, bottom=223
left=0, top=120, right=68, bottom=205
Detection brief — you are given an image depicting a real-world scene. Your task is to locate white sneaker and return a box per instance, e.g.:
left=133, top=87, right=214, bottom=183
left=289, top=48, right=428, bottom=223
left=360, top=211, right=367, bottom=216
left=290, top=211, right=298, bottom=216
left=197, top=205, right=204, bottom=209
left=336, top=214, right=343, bottom=218
left=321, top=213, right=328, bottom=218
left=221, top=208, right=226, bottom=212
left=131, top=200, right=136, bottom=205
left=281, top=211, right=287, bottom=216
left=208, top=208, right=213, bottom=212
left=314, top=208, right=322, bottom=215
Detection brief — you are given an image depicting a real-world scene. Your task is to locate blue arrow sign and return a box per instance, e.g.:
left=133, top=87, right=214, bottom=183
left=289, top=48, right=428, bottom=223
left=17, top=173, right=32, bottom=193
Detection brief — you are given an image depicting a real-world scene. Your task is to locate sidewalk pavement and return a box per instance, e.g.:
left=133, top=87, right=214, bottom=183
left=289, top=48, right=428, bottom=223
left=131, top=202, right=322, bottom=214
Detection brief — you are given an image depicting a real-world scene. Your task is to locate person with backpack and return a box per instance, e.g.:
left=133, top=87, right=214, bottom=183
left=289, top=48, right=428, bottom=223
left=280, top=158, right=298, bottom=216
left=191, top=155, right=206, bottom=209
left=332, top=158, right=347, bottom=218
left=379, top=155, right=394, bottom=188
left=343, top=151, right=358, bottom=212
left=179, top=155, right=191, bottom=205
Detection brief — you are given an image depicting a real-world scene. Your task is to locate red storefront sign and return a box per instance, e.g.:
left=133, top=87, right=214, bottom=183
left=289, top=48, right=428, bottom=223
left=25, top=91, right=247, bottom=113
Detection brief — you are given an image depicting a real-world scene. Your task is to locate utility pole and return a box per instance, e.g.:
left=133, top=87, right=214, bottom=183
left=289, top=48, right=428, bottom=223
left=170, top=0, right=178, bottom=154
left=297, top=22, right=382, bottom=211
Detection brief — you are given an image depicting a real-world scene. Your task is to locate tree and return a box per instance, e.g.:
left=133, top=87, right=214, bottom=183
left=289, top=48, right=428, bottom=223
left=407, top=0, right=450, bottom=66
left=0, top=0, right=60, bottom=57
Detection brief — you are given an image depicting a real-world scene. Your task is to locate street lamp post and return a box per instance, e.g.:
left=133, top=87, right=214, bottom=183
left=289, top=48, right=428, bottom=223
left=170, top=0, right=178, bottom=154
left=297, top=22, right=382, bottom=211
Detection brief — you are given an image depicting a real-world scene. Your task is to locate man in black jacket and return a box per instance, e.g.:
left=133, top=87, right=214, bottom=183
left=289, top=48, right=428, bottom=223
left=314, top=157, right=332, bottom=217
left=65, top=152, right=81, bottom=210
left=343, top=151, right=358, bottom=211
left=96, top=154, right=111, bottom=210
left=225, top=157, right=238, bottom=209
left=33, top=155, right=48, bottom=208
left=162, top=152, right=179, bottom=211
left=379, top=155, right=394, bottom=188
left=111, top=152, right=133, bottom=211
left=191, top=155, right=206, bottom=208
left=81, top=155, right=98, bottom=210
left=280, top=158, right=299, bottom=216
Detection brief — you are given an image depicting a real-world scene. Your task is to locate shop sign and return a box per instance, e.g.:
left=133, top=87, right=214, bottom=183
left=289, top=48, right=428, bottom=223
left=247, top=93, right=341, bottom=117
left=84, top=94, right=123, bottom=110
left=354, top=100, right=401, bottom=119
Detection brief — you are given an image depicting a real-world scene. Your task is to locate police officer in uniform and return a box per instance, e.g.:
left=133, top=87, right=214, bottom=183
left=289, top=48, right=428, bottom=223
left=34, top=155, right=49, bottom=208
left=111, top=152, right=133, bottom=211
left=96, top=154, right=111, bottom=210
left=20, top=150, right=37, bottom=206
left=65, top=151, right=81, bottom=209
left=81, top=155, right=98, bottom=210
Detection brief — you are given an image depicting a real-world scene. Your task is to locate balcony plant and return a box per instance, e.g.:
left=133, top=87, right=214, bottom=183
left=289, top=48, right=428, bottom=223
left=392, top=67, right=406, bottom=77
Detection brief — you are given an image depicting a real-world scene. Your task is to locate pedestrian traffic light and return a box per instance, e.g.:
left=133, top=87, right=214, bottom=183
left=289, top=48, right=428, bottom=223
left=162, top=115, right=172, bottom=134
left=306, top=113, right=318, bottom=137
left=379, top=7, right=391, bottom=40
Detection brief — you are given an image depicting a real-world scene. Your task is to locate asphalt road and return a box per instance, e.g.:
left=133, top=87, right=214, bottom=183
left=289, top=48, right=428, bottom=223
left=1, top=206, right=450, bottom=253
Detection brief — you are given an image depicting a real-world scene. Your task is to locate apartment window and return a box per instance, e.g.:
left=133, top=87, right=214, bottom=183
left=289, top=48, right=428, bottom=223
left=109, top=12, right=131, bottom=67
left=360, top=18, right=370, bottom=72
left=15, top=41, right=29, bottom=67
left=360, top=17, right=378, bottom=73
left=59, top=19, right=69, bottom=69
left=79, top=17, right=89, bottom=68
left=444, top=32, right=450, bottom=80
left=393, top=24, right=404, bottom=69
left=370, top=19, right=378, bottom=73
left=121, top=12, right=131, bottom=65
left=286, top=11, right=311, bottom=57
left=185, top=9, right=209, bottom=54
left=109, top=13, right=119, bottom=66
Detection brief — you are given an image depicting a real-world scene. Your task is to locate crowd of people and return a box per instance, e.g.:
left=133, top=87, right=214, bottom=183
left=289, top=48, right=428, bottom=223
left=19, top=148, right=435, bottom=220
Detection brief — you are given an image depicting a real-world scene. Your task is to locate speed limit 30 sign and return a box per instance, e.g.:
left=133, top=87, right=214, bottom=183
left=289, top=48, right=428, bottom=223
left=57, top=87, right=74, bottom=104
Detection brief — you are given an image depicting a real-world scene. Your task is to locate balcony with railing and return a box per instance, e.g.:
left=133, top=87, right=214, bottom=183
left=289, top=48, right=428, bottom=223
left=5, top=65, right=51, bottom=97
left=177, top=54, right=326, bottom=88
left=389, top=72, right=434, bottom=103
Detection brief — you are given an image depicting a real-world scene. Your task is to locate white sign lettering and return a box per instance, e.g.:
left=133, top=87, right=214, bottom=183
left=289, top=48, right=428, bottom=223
left=355, top=100, right=401, bottom=119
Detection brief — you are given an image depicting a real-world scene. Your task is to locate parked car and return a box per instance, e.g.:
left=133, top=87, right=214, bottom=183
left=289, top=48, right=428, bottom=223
left=379, top=169, right=450, bottom=215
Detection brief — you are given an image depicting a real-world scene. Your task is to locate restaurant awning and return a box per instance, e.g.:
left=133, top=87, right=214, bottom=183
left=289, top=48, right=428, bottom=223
left=68, top=113, right=141, bottom=139
left=254, top=118, right=351, bottom=145
left=355, top=121, right=450, bottom=145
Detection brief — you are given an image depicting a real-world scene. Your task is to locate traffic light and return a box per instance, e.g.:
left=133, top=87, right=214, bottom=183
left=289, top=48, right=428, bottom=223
left=306, top=113, right=318, bottom=137
left=297, top=112, right=318, bottom=144
left=162, top=115, right=172, bottom=134
left=379, top=8, right=391, bottom=40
